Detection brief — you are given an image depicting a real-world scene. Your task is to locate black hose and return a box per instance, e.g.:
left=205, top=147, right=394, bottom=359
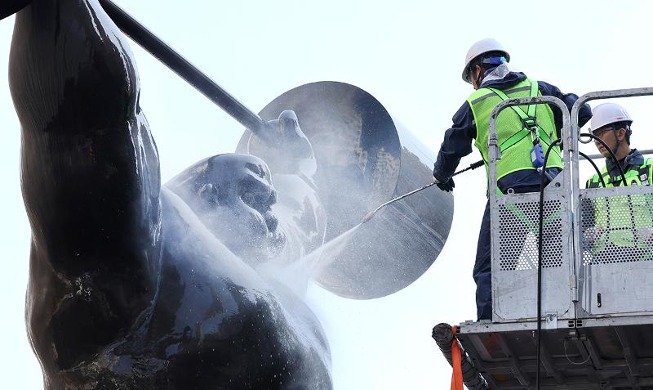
left=535, top=140, right=560, bottom=389
left=579, top=151, right=607, bottom=188
left=580, top=133, right=628, bottom=186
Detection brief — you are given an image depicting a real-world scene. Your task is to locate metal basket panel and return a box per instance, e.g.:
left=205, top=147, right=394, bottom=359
left=492, top=190, right=573, bottom=321
left=579, top=186, right=653, bottom=316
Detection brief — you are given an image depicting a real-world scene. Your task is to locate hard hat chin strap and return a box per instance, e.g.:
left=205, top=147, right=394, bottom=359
left=610, top=127, right=622, bottom=161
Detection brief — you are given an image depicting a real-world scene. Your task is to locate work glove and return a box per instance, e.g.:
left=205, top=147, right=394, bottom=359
left=432, top=166, right=455, bottom=192
left=436, top=178, right=455, bottom=192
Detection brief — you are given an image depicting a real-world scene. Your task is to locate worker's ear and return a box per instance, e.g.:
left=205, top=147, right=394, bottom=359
left=471, top=65, right=481, bottom=89
left=617, top=127, right=627, bottom=140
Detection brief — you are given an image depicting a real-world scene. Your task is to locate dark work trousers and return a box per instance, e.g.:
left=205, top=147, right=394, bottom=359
left=474, top=201, right=492, bottom=320
left=474, top=184, right=544, bottom=321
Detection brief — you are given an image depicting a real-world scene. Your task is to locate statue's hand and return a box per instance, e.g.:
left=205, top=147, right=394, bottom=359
left=258, top=110, right=313, bottom=157
left=248, top=110, right=316, bottom=176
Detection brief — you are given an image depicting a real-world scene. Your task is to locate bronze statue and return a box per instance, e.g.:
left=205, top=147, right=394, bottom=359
left=3, top=0, right=454, bottom=388
left=6, top=0, right=331, bottom=388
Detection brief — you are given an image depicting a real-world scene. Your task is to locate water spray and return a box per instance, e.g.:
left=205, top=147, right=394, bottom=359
left=362, top=159, right=484, bottom=223
left=97, top=0, right=468, bottom=225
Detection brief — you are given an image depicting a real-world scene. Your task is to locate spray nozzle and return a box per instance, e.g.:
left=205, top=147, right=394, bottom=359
left=362, top=211, right=375, bottom=224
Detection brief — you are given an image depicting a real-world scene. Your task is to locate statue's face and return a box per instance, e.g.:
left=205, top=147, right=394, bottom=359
left=190, top=154, right=286, bottom=265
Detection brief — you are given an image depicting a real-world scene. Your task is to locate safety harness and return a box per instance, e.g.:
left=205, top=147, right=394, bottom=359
left=488, top=81, right=562, bottom=233
left=487, top=81, right=560, bottom=165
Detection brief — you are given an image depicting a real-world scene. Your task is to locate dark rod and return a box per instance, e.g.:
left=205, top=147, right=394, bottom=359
left=98, top=0, right=268, bottom=135
left=432, top=323, right=488, bottom=390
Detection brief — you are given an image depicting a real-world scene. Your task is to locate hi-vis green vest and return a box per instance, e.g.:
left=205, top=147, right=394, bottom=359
left=468, top=78, right=563, bottom=184
left=585, top=158, right=653, bottom=251
left=586, top=158, right=653, bottom=188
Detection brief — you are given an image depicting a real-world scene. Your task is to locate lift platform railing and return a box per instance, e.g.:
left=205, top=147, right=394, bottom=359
left=487, top=90, right=653, bottom=323
left=570, top=88, right=653, bottom=319
left=487, top=96, right=574, bottom=323
left=437, top=91, right=653, bottom=390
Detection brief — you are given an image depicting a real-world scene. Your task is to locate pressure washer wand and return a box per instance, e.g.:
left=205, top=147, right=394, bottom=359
left=362, top=159, right=484, bottom=223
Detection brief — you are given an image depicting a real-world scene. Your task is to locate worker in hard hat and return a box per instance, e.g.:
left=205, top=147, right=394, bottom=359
left=432, top=38, right=592, bottom=321
left=584, top=102, right=653, bottom=260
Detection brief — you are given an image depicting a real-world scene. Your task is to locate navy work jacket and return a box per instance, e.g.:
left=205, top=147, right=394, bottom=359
left=433, top=70, right=592, bottom=193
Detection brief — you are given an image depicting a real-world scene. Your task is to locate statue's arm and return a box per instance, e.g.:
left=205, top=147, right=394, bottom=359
left=10, top=4, right=161, bottom=366
left=11, top=1, right=161, bottom=273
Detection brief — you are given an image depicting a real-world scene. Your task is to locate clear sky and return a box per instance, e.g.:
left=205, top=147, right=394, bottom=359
left=1, top=1, right=653, bottom=389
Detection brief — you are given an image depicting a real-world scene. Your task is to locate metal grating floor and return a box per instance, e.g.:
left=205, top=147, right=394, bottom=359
left=456, top=316, right=653, bottom=390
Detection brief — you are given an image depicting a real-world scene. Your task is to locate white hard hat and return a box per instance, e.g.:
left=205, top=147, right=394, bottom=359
left=590, top=103, right=633, bottom=131
left=462, top=38, right=510, bottom=83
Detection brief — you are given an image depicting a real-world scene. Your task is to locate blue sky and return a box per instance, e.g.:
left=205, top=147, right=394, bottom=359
left=1, top=1, right=653, bottom=388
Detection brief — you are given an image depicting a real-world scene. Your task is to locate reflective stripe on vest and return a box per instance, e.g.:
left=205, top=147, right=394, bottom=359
left=586, top=158, right=653, bottom=188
